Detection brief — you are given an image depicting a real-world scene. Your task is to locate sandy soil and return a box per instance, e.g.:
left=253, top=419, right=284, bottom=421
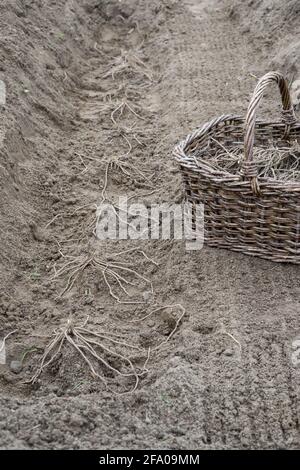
left=1, top=0, right=300, bottom=449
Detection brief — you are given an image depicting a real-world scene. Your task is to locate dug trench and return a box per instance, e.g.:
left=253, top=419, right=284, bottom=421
left=0, top=0, right=300, bottom=449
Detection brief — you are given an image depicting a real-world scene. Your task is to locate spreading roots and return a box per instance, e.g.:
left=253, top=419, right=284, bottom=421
left=110, top=100, right=146, bottom=126
left=102, top=52, right=154, bottom=82
left=28, top=304, right=186, bottom=392
left=100, top=154, right=154, bottom=203
left=27, top=318, right=149, bottom=394
left=51, top=249, right=156, bottom=303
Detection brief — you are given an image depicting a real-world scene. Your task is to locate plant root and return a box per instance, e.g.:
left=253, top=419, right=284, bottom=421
left=27, top=318, right=148, bottom=394
left=129, top=304, right=186, bottom=351
left=51, top=250, right=155, bottom=303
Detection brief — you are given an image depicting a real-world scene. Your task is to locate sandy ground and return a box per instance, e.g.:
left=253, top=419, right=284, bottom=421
left=1, top=0, right=300, bottom=449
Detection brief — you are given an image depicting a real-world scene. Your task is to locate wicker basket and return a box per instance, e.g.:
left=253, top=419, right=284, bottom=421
left=174, top=71, right=300, bottom=263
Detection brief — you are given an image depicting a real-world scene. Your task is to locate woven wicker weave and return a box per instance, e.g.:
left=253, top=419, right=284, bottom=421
left=174, top=71, right=300, bottom=263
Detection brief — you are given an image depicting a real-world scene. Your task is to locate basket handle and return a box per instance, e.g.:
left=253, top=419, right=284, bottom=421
left=244, top=71, right=296, bottom=162
left=242, top=71, right=296, bottom=193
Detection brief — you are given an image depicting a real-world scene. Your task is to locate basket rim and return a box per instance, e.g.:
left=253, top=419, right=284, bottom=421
left=173, top=114, right=300, bottom=191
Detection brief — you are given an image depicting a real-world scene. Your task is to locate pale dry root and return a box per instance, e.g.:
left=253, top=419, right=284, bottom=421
left=129, top=304, right=186, bottom=351
left=51, top=249, right=157, bottom=304
left=102, top=52, right=154, bottom=82
left=0, top=330, right=18, bottom=356
left=27, top=317, right=149, bottom=394
left=27, top=304, right=186, bottom=393
left=100, top=153, right=154, bottom=204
